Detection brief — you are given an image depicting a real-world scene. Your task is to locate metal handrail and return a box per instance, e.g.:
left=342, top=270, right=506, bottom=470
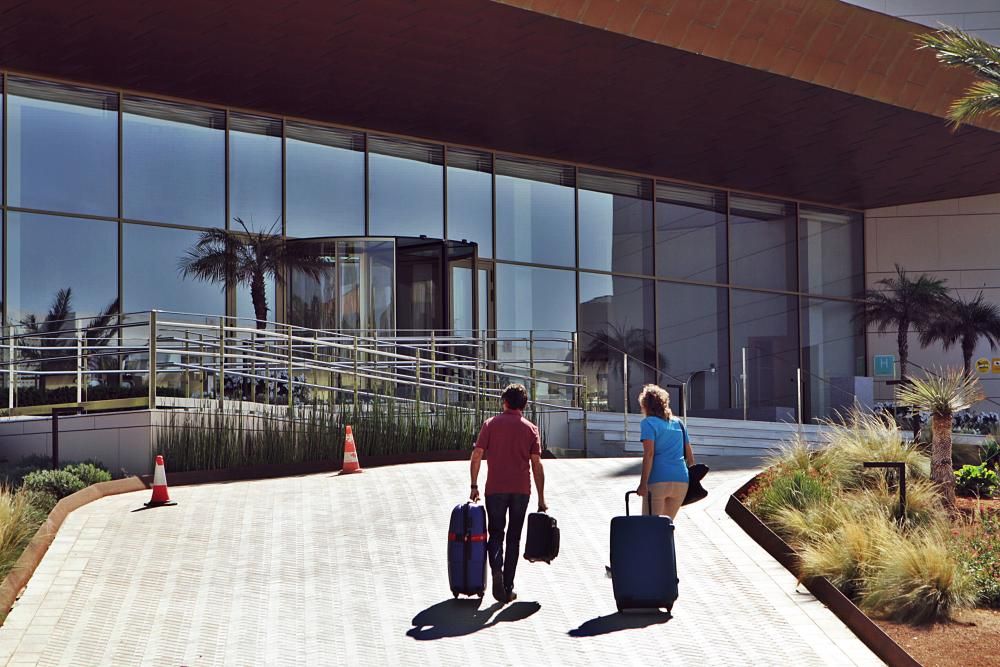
left=1, top=310, right=585, bottom=416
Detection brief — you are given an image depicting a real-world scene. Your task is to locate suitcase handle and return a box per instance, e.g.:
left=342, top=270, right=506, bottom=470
left=625, top=491, right=653, bottom=516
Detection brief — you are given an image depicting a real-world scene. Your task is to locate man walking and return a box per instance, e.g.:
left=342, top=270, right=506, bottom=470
left=469, top=384, right=547, bottom=603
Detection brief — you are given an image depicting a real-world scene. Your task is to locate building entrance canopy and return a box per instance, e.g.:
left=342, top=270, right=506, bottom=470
left=2, top=0, right=1000, bottom=209
left=287, top=237, right=478, bottom=334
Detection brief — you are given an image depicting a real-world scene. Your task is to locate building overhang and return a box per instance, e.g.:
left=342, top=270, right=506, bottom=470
left=1, top=0, right=996, bottom=209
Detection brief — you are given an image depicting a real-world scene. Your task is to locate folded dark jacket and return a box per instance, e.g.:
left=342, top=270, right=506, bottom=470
left=683, top=463, right=710, bottom=505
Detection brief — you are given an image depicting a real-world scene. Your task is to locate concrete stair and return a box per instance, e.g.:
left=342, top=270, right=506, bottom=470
left=567, top=411, right=829, bottom=458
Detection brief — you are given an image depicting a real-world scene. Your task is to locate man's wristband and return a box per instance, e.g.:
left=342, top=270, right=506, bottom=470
left=470, top=484, right=478, bottom=488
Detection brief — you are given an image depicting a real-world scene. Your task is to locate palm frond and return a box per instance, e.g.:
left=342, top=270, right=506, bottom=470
left=947, top=80, right=1000, bottom=127
left=917, top=27, right=1000, bottom=83
left=896, top=369, right=984, bottom=418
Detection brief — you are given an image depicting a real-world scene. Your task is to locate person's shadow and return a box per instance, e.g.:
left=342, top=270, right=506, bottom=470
left=407, top=599, right=541, bottom=640
left=568, top=611, right=672, bottom=637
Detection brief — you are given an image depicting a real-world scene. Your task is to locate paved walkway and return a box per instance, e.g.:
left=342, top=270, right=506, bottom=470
left=0, top=458, right=881, bottom=666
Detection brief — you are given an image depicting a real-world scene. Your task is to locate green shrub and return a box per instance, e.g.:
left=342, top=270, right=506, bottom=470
left=0, top=486, right=43, bottom=581
left=22, top=490, right=57, bottom=516
left=848, top=477, right=947, bottom=530
left=953, top=513, right=1000, bottom=608
left=61, top=462, right=111, bottom=487
left=821, top=410, right=931, bottom=486
left=862, top=529, right=976, bottom=625
left=980, top=438, right=1000, bottom=472
left=0, top=454, right=53, bottom=487
left=749, top=469, right=834, bottom=522
left=21, top=469, right=85, bottom=503
left=954, top=464, right=999, bottom=498
left=799, top=511, right=895, bottom=599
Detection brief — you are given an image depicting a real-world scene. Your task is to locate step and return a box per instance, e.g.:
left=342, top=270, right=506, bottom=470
left=605, top=432, right=819, bottom=449
left=588, top=422, right=826, bottom=439
left=574, top=412, right=827, bottom=434
left=620, top=442, right=777, bottom=456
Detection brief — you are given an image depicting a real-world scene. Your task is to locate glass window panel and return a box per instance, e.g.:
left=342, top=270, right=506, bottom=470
left=496, top=264, right=576, bottom=334
left=802, top=298, right=865, bottom=422
left=7, top=212, right=118, bottom=324
left=229, top=114, right=282, bottom=233
left=447, top=148, right=492, bottom=258
left=495, top=157, right=575, bottom=267
left=731, top=290, right=799, bottom=420
left=656, top=282, right=730, bottom=417
left=7, top=78, right=118, bottom=217
left=655, top=183, right=727, bottom=283
left=123, top=223, right=223, bottom=315
left=579, top=273, right=655, bottom=412
left=497, top=263, right=575, bottom=405
left=800, top=207, right=864, bottom=298
left=123, top=97, right=225, bottom=227
left=579, top=171, right=653, bottom=275
left=730, top=195, right=797, bottom=291
left=286, top=123, right=364, bottom=238
left=368, top=136, right=443, bottom=239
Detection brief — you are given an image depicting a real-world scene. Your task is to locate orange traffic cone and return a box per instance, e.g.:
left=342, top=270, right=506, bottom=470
left=339, top=425, right=363, bottom=475
left=145, top=455, right=177, bottom=507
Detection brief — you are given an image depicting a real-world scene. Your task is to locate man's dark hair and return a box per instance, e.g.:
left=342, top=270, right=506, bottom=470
left=501, top=383, right=529, bottom=410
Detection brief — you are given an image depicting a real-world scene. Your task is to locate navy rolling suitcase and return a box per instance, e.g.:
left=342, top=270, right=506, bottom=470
left=447, top=502, right=487, bottom=598
left=609, top=491, right=679, bottom=613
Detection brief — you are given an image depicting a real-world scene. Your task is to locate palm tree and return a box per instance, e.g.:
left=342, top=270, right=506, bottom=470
left=857, top=265, right=949, bottom=380
left=917, top=27, right=1000, bottom=128
left=896, top=370, right=983, bottom=511
left=919, top=292, right=1000, bottom=375
left=581, top=323, right=664, bottom=411
left=18, top=288, right=120, bottom=396
left=179, top=218, right=327, bottom=330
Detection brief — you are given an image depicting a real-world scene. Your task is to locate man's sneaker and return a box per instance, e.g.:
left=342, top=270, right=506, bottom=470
left=505, top=588, right=517, bottom=603
left=492, top=573, right=505, bottom=603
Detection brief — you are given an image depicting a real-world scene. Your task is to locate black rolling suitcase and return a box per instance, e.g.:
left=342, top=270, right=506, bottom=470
left=609, top=491, right=679, bottom=613
left=447, top=502, right=487, bottom=598
left=523, top=512, right=560, bottom=563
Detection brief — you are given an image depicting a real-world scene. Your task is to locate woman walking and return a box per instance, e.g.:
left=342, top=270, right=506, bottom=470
left=635, top=384, right=695, bottom=518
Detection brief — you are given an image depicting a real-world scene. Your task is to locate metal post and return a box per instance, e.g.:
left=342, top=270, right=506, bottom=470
left=250, top=330, right=256, bottom=404
left=797, top=367, right=804, bottom=427
left=287, top=324, right=294, bottom=410
left=51, top=411, right=59, bottom=470
left=741, top=346, right=748, bottom=421
left=430, top=331, right=437, bottom=405
left=353, top=335, right=359, bottom=409
left=681, top=381, right=688, bottom=425
left=582, top=375, right=589, bottom=458
left=148, top=311, right=157, bottom=410
left=572, top=331, right=581, bottom=409
left=76, top=327, right=83, bottom=404
left=528, top=331, right=537, bottom=404
left=415, top=349, right=422, bottom=412
left=623, top=352, right=629, bottom=440
left=475, top=333, right=482, bottom=419
left=218, top=317, right=226, bottom=412
left=8, top=327, right=14, bottom=411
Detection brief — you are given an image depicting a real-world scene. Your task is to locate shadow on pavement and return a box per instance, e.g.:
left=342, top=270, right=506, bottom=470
left=603, top=456, right=763, bottom=478
left=568, top=611, right=671, bottom=637
left=407, top=599, right=541, bottom=640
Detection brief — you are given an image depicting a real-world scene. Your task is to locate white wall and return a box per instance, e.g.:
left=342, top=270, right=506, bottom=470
left=843, top=0, right=1000, bottom=44
left=866, top=192, right=1000, bottom=408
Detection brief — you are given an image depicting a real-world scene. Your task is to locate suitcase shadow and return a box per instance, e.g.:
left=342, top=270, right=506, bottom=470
left=407, top=599, right=541, bottom=640
left=567, top=611, right=672, bottom=637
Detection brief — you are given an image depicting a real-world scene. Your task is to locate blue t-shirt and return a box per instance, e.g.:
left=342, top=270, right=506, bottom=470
left=640, top=416, right=689, bottom=484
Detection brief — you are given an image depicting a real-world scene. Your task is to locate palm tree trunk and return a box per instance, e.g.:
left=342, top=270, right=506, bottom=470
left=930, top=413, right=956, bottom=512
left=962, top=335, right=975, bottom=376
left=251, top=273, right=268, bottom=331
left=897, top=320, right=909, bottom=380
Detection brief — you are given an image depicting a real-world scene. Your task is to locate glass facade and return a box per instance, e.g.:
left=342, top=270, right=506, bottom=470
left=0, top=74, right=867, bottom=421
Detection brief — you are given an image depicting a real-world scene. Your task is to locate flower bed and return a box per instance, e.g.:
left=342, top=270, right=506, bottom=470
left=738, top=411, right=1000, bottom=665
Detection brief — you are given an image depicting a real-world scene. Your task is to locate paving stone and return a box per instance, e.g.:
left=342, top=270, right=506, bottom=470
left=0, top=458, right=883, bottom=666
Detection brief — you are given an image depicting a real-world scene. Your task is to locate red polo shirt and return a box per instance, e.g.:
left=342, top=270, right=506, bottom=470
left=475, top=408, right=541, bottom=495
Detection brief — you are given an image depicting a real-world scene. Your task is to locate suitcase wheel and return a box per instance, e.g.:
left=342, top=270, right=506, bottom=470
left=477, top=592, right=484, bottom=598
left=452, top=592, right=458, bottom=599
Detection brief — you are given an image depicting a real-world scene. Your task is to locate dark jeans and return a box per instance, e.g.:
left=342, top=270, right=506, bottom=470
left=485, top=493, right=530, bottom=592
